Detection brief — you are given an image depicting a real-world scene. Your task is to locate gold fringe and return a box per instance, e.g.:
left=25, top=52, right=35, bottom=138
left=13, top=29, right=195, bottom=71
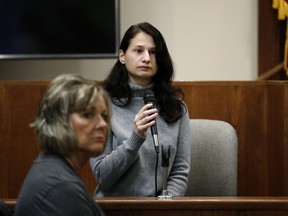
left=273, top=0, right=288, bottom=19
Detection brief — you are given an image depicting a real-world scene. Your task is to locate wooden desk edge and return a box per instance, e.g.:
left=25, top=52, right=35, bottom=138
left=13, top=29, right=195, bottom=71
left=5, top=197, right=288, bottom=211
left=94, top=197, right=288, bottom=210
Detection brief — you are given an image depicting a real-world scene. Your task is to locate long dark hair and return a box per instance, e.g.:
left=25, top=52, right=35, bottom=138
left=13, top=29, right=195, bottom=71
left=102, top=22, right=186, bottom=123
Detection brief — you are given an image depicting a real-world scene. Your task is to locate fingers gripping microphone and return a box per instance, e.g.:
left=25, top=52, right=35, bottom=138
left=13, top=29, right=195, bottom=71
left=143, top=90, right=159, bottom=154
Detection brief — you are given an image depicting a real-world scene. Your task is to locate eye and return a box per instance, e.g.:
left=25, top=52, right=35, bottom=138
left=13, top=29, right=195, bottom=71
left=150, top=49, right=156, bottom=55
left=134, top=49, right=143, bottom=53
left=82, top=111, right=94, bottom=119
left=101, top=113, right=109, bottom=122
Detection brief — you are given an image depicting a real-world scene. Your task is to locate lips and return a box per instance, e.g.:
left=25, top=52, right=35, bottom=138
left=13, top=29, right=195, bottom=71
left=139, top=66, right=151, bottom=71
left=94, top=137, right=105, bottom=143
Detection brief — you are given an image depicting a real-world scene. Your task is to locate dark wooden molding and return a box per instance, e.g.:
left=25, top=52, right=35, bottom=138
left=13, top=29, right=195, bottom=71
left=258, top=0, right=287, bottom=79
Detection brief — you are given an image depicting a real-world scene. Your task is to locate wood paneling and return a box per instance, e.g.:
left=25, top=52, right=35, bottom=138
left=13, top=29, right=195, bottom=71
left=0, top=81, right=287, bottom=199
left=175, top=81, right=288, bottom=196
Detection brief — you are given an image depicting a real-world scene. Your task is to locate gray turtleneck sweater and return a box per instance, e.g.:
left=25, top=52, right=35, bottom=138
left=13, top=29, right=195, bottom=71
left=90, top=84, right=191, bottom=197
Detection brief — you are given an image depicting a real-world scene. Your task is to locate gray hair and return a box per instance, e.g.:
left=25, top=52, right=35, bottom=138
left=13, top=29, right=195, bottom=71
left=31, top=74, right=111, bottom=156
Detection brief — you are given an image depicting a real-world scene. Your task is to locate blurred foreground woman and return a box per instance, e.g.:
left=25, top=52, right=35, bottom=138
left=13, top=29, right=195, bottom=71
left=14, top=74, right=110, bottom=216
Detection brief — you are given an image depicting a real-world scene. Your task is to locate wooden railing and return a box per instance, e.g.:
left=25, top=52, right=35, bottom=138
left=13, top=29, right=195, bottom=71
left=4, top=197, right=288, bottom=216
left=0, top=81, right=287, bottom=199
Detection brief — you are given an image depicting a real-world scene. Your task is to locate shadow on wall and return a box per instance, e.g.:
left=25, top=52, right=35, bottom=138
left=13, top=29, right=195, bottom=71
left=0, top=60, right=80, bottom=80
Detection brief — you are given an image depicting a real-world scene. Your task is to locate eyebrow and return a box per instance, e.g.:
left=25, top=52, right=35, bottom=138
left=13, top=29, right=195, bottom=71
left=133, top=45, right=156, bottom=50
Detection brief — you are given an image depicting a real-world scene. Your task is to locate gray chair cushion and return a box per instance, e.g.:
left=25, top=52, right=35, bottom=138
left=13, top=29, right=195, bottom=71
left=185, top=119, right=238, bottom=196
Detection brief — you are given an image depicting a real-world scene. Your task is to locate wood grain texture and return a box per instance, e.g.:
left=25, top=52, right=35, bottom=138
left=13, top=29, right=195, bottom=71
left=0, top=81, right=287, bottom=199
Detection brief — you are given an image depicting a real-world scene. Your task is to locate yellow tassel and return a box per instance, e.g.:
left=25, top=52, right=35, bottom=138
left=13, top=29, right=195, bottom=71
left=273, top=0, right=288, bottom=20
left=285, top=2, right=288, bottom=17
left=272, top=0, right=280, bottom=8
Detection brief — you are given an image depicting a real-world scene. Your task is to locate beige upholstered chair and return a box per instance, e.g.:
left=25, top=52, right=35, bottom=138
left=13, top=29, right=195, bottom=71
left=185, top=119, right=238, bottom=196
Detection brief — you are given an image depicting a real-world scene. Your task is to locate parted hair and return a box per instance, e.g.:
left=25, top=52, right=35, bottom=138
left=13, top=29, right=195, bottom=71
left=31, top=74, right=111, bottom=157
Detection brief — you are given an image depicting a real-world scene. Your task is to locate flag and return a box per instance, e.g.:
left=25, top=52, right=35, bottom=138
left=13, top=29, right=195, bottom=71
left=273, top=0, right=288, bottom=74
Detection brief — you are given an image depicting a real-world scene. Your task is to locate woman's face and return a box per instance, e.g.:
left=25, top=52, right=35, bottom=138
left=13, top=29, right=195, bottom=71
left=119, top=32, right=159, bottom=86
left=70, top=95, right=108, bottom=157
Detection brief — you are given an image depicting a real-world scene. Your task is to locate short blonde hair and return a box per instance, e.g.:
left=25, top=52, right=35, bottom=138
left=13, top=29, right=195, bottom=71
left=31, top=74, right=111, bottom=156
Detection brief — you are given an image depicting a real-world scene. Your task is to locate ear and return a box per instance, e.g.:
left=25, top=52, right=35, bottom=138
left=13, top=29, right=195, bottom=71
left=119, top=49, right=125, bottom=64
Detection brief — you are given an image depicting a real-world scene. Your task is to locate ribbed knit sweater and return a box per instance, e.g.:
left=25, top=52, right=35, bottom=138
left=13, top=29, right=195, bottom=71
left=90, top=83, right=191, bottom=197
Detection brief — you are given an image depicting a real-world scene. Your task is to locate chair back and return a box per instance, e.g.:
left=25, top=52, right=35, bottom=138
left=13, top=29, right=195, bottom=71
left=185, top=119, right=238, bottom=196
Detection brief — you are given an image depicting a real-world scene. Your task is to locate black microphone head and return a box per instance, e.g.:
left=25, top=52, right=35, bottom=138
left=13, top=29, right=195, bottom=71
left=143, top=90, right=156, bottom=104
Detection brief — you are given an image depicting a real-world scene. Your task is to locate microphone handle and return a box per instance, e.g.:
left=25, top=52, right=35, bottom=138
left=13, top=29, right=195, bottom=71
left=152, top=133, right=159, bottom=153
left=149, top=102, right=159, bottom=153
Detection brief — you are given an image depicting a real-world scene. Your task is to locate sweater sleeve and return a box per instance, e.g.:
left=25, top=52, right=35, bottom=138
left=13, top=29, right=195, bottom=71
left=90, top=130, right=146, bottom=190
left=167, top=105, right=191, bottom=196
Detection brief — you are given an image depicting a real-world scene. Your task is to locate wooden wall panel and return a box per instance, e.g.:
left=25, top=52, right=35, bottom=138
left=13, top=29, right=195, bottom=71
left=0, top=81, right=287, bottom=199
left=284, top=85, right=288, bottom=195
left=175, top=81, right=287, bottom=196
left=0, top=82, right=46, bottom=198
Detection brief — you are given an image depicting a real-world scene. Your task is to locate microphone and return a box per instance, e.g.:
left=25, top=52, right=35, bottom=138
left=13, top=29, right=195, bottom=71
left=143, top=90, right=159, bottom=153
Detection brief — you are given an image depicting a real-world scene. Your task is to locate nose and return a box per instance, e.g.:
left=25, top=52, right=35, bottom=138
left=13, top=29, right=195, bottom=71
left=95, top=115, right=107, bottom=130
left=142, top=50, right=150, bottom=62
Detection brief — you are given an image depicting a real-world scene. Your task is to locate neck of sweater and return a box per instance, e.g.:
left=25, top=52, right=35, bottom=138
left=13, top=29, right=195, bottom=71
left=129, top=83, right=154, bottom=97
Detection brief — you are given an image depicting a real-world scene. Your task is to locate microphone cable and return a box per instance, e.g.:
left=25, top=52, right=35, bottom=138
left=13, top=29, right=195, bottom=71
left=154, top=151, right=159, bottom=197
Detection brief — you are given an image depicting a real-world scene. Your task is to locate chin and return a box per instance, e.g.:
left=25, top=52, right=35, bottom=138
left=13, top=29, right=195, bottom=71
left=91, top=147, right=105, bottom=156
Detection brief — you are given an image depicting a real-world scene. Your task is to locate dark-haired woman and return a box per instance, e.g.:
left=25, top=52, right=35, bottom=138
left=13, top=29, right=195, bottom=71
left=90, top=22, right=191, bottom=197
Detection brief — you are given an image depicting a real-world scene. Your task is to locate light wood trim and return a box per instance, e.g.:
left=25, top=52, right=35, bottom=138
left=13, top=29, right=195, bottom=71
left=257, top=62, right=284, bottom=80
